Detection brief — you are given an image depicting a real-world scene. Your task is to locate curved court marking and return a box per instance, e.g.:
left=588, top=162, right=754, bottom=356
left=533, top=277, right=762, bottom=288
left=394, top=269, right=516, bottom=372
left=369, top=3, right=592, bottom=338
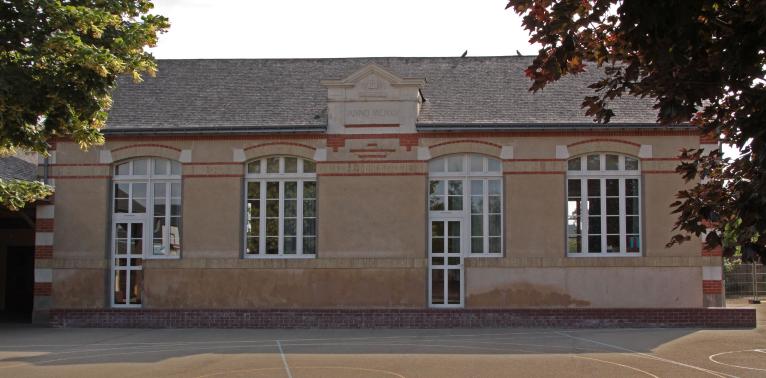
left=555, top=332, right=738, bottom=378
left=708, top=349, right=766, bottom=372
left=572, top=356, right=660, bottom=378
left=196, top=366, right=406, bottom=378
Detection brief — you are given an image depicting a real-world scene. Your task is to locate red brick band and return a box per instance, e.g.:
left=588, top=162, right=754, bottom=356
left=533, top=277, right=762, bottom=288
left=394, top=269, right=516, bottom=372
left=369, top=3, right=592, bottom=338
left=244, top=142, right=316, bottom=151
left=112, top=143, right=182, bottom=152
left=33, top=283, right=52, bottom=296
left=702, top=245, right=723, bottom=257
left=35, top=245, right=53, bottom=259
left=345, top=124, right=400, bottom=128
left=49, top=308, right=756, bottom=329
left=703, top=280, right=723, bottom=294
left=35, top=218, right=54, bottom=232
left=567, top=138, right=641, bottom=147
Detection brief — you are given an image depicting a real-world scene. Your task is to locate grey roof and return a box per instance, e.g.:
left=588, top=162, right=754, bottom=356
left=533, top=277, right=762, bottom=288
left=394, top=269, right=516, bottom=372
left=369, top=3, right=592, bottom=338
left=0, top=154, right=37, bottom=181
left=105, top=56, right=663, bottom=133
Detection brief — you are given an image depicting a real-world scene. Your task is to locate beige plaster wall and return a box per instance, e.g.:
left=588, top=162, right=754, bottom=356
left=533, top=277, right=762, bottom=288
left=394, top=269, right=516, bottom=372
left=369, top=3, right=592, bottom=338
left=143, top=267, right=426, bottom=308
left=505, top=174, right=566, bottom=257
left=318, top=176, right=426, bottom=258
left=53, top=179, right=109, bottom=259
left=465, top=266, right=702, bottom=308
left=52, top=269, right=106, bottom=308
left=181, top=177, right=242, bottom=259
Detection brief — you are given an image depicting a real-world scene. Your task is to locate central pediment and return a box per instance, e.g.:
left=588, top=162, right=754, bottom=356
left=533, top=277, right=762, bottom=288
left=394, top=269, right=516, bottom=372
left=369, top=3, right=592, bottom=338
left=321, top=64, right=425, bottom=134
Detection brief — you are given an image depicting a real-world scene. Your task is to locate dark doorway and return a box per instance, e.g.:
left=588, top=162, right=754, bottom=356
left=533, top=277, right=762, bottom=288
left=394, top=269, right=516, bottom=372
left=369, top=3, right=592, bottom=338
left=1, top=247, right=34, bottom=322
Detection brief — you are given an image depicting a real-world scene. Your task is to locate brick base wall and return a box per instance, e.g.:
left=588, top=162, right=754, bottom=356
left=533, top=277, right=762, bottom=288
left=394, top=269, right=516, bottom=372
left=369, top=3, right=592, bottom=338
left=49, top=308, right=756, bottom=329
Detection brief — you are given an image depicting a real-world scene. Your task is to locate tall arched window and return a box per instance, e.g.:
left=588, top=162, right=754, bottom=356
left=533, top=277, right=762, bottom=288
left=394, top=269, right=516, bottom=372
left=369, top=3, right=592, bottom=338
left=111, top=157, right=182, bottom=307
left=566, top=153, right=641, bottom=256
left=427, top=154, right=502, bottom=308
left=244, top=156, right=316, bottom=257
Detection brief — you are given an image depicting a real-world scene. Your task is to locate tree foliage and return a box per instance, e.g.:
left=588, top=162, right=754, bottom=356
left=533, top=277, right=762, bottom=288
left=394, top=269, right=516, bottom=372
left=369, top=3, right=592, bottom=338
left=507, top=0, right=766, bottom=263
left=0, top=0, right=169, bottom=209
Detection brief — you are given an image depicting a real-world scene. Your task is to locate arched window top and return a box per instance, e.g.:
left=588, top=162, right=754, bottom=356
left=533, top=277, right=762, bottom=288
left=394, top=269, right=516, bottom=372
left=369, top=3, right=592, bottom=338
left=246, top=156, right=316, bottom=177
left=567, top=153, right=639, bottom=175
left=114, top=157, right=181, bottom=178
left=428, top=154, right=501, bottom=176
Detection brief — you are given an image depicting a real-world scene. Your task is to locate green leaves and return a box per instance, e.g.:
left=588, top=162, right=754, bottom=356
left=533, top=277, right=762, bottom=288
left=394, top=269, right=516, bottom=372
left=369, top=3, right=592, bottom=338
left=0, top=179, right=53, bottom=211
left=507, top=0, right=766, bottom=263
left=0, top=0, right=169, bottom=155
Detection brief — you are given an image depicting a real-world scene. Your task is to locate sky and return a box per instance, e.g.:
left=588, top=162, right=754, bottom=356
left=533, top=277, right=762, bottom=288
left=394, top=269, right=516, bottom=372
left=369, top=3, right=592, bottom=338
left=148, top=0, right=536, bottom=59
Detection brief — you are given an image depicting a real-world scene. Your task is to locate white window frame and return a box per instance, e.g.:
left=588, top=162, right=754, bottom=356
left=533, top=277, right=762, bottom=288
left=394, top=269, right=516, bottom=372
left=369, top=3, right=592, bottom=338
left=566, top=153, right=641, bottom=257
left=428, top=154, right=504, bottom=257
left=112, top=158, right=182, bottom=260
left=243, top=156, right=317, bottom=259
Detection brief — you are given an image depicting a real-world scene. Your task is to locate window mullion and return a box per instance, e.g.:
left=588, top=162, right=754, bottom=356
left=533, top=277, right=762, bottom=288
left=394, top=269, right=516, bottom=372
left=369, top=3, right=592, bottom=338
left=259, top=180, right=266, bottom=255
left=297, top=178, right=304, bottom=256
left=619, top=178, right=626, bottom=253
left=278, top=180, right=285, bottom=256
left=600, top=178, right=607, bottom=254
left=483, top=178, right=489, bottom=255
left=581, top=178, right=588, bottom=253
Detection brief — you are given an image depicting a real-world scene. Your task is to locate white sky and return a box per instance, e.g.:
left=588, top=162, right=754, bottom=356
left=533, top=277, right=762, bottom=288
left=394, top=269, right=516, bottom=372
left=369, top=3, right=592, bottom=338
left=148, top=0, right=536, bottom=59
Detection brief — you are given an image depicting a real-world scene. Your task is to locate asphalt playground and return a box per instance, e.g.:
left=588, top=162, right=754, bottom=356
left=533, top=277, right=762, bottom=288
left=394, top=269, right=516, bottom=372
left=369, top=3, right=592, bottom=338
left=0, top=301, right=763, bottom=378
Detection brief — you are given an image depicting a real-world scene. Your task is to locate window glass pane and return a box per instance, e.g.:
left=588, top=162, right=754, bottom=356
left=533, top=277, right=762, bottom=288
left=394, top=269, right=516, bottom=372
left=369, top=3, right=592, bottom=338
left=133, top=159, right=148, bottom=175
left=607, top=216, right=619, bottom=234
left=448, top=181, right=462, bottom=195
left=471, top=180, right=483, bottom=196
left=626, top=216, right=640, bottom=234
left=303, top=159, right=316, bottom=173
left=170, top=161, right=182, bottom=176
left=284, top=157, right=298, bottom=173
left=246, top=237, right=259, bottom=254
left=171, top=183, right=181, bottom=198
left=133, top=183, right=147, bottom=198
left=470, top=197, right=483, bottom=214
left=266, top=200, right=279, bottom=217
left=625, top=179, right=639, bottom=196
left=606, top=179, right=619, bottom=196
left=487, top=158, right=501, bottom=172
left=266, top=237, right=278, bottom=254
left=115, top=199, right=129, bottom=213
left=567, top=200, right=581, bottom=223
left=625, top=157, right=639, bottom=170
left=284, top=181, right=297, bottom=198
left=606, top=235, right=620, bottom=252
left=568, top=236, right=582, bottom=253
left=303, top=219, right=316, bottom=236
left=303, top=181, right=316, bottom=198
left=430, top=196, right=445, bottom=211
left=247, top=182, right=260, bottom=199
left=626, top=198, right=639, bottom=215
left=489, top=215, right=501, bottom=236
left=267, top=157, right=280, bottom=173
left=587, top=154, right=600, bottom=170
left=154, top=159, right=168, bottom=175
left=114, top=270, right=127, bottom=304
left=170, top=197, right=181, bottom=216
left=488, top=180, right=501, bottom=195
left=247, top=160, right=261, bottom=174
left=284, top=200, right=297, bottom=218
left=431, top=237, right=444, bottom=253
left=587, top=199, right=601, bottom=215
left=626, top=235, right=640, bottom=252
left=132, top=198, right=146, bottom=213
left=447, top=269, right=460, bottom=304
left=448, top=238, right=460, bottom=254
left=115, top=183, right=130, bottom=198
left=606, top=198, right=619, bottom=215
left=489, top=237, right=501, bottom=253
left=471, top=237, right=483, bottom=254
left=588, top=217, right=601, bottom=233
left=605, top=154, right=619, bottom=170
left=471, top=215, right=483, bottom=236
left=567, top=179, right=581, bottom=197
left=431, top=269, right=444, bottom=304
left=284, top=219, right=296, bottom=235
left=567, top=157, right=581, bottom=171
left=587, top=179, right=600, bottom=196
left=431, top=221, right=444, bottom=237
left=470, top=155, right=484, bottom=172
left=428, top=158, right=445, bottom=173
left=448, top=221, right=460, bottom=237
left=488, top=197, right=501, bottom=213
left=303, top=199, right=316, bottom=217
left=284, top=237, right=296, bottom=254
left=588, top=236, right=601, bottom=253
left=447, top=197, right=462, bottom=211
left=447, top=155, right=463, bottom=172
left=303, top=237, right=316, bottom=254
left=429, top=180, right=445, bottom=196
left=116, top=162, right=130, bottom=175
left=266, top=182, right=279, bottom=198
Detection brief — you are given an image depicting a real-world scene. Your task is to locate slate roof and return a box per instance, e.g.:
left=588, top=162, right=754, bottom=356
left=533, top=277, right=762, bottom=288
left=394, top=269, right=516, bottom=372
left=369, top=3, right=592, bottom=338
left=105, top=56, right=663, bottom=133
left=0, top=154, right=37, bottom=181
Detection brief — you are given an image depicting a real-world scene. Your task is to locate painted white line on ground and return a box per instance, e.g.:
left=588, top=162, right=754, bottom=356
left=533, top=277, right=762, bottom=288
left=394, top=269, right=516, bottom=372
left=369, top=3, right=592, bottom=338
left=555, top=332, right=738, bottom=378
left=708, top=349, right=766, bottom=372
left=572, top=355, right=660, bottom=378
left=276, top=340, right=293, bottom=378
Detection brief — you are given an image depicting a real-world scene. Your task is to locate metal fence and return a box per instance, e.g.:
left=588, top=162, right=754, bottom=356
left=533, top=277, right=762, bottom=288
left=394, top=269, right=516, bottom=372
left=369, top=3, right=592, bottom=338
left=724, top=263, right=765, bottom=300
